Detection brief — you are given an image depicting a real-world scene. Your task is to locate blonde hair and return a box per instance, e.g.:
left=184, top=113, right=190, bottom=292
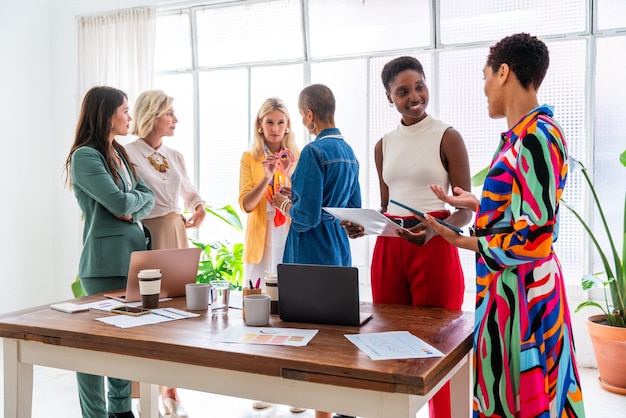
left=252, top=97, right=299, bottom=160
left=131, top=90, right=174, bottom=138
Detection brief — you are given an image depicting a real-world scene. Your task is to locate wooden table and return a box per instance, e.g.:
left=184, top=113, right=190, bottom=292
left=0, top=295, right=473, bottom=418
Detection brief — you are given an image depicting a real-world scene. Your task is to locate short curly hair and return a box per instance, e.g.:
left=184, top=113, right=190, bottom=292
left=486, top=33, right=549, bottom=90
left=381, top=56, right=425, bottom=93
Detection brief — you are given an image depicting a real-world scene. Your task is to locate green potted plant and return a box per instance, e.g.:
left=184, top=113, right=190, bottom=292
left=563, top=149, right=626, bottom=394
left=191, top=204, right=245, bottom=290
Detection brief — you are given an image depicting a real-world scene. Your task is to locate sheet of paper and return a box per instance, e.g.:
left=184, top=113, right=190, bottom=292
left=95, top=308, right=199, bottom=329
left=345, top=331, right=444, bottom=360
left=86, top=298, right=172, bottom=312
left=213, top=327, right=318, bottom=347
left=322, top=207, right=405, bottom=237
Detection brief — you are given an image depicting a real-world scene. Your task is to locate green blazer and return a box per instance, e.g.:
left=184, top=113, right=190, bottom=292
left=71, top=146, right=155, bottom=279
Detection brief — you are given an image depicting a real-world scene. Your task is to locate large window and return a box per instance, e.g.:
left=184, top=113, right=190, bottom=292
left=152, top=0, right=625, bottom=289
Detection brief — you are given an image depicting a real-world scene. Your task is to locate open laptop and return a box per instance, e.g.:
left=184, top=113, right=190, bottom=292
left=105, top=247, right=202, bottom=303
left=277, top=263, right=373, bottom=326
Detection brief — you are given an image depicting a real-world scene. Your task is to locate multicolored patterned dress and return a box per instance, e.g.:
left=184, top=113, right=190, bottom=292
left=473, top=105, right=585, bottom=417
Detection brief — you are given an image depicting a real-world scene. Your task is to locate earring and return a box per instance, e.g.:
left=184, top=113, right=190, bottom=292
left=111, top=123, right=114, bottom=129
left=389, top=102, right=394, bottom=107
left=285, top=128, right=290, bottom=134
left=305, top=122, right=316, bottom=132
left=258, top=128, right=263, bottom=134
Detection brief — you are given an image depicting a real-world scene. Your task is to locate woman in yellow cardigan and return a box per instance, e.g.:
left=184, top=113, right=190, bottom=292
left=238, top=97, right=300, bottom=412
left=239, top=97, right=299, bottom=282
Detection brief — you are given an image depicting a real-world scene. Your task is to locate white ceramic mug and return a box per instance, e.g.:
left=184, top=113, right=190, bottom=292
left=243, top=294, right=271, bottom=326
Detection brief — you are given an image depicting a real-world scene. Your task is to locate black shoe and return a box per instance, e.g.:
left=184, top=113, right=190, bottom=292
left=108, top=412, right=135, bottom=418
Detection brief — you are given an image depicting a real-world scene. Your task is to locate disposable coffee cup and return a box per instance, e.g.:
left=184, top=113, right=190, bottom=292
left=185, top=283, right=210, bottom=310
left=243, top=294, right=271, bottom=326
left=138, top=269, right=161, bottom=309
left=263, top=274, right=279, bottom=314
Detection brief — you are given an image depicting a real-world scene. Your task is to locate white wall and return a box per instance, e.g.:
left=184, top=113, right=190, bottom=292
left=0, top=0, right=167, bottom=314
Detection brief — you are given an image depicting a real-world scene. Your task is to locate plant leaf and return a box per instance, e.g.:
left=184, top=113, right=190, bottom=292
left=471, top=166, right=489, bottom=187
left=205, top=204, right=243, bottom=232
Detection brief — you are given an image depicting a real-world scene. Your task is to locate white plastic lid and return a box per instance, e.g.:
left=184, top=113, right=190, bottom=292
left=138, top=269, right=161, bottom=279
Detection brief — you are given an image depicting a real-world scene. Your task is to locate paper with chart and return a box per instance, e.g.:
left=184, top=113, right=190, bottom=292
left=322, top=207, right=406, bottom=237
left=345, top=331, right=444, bottom=360
left=213, top=327, right=318, bottom=347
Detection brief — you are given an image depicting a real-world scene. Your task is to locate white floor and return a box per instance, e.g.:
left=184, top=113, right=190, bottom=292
left=0, top=339, right=624, bottom=417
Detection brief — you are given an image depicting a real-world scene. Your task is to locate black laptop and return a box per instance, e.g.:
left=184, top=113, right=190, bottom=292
left=277, top=263, right=373, bottom=326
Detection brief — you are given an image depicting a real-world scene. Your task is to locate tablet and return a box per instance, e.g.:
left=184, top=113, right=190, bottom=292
left=389, top=199, right=463, bottom=234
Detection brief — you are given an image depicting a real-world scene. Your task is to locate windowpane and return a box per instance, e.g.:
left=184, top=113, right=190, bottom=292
left=196, top=0, right=303, bottom=67
left=592, top=36, right=626, bottom=272
left=197, top=69, right=249, bottom=245
left=597, top=0, right=626, bottom=30
left=440, top=0, right=587, bottom=45
left=310, top=60, right=369, bottom=266
left=154, top=12, right=192, bottom=71
left=308, top=0, right=431, bottom=58
left=438, top=39, right=587, bottom=284
left=250, top=64, right=305, bottom=149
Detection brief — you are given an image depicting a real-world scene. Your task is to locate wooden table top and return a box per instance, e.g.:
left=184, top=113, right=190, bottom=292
left=0, top=295, right=473, bottom=396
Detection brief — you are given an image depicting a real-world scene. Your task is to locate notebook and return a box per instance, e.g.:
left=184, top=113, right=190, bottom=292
left=277, top=263, right=373, bottom=326
left=104, top=247, right=202, bottom=303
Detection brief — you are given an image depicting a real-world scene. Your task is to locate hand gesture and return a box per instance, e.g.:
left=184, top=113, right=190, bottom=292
left=277, top=149, right=297, bottom=175
left=429, top=184, right=479, bottom=212
left=185, top=205, right=206, bottom=229
left=396, top=222, right=433, bottom=246
left=262, top=154, right=279, bottom=179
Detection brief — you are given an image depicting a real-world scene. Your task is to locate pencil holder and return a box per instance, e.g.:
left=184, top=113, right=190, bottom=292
left=242, top=287, right=262, bottom=320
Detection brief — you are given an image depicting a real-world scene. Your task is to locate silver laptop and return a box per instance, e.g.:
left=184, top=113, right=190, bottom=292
left=105, top=247, right=202, bottom=302
left=277, top=263, right=373, bottom=326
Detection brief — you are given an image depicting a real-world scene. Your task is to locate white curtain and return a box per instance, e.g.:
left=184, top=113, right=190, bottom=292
left=77, top=7, right=156, bottom=107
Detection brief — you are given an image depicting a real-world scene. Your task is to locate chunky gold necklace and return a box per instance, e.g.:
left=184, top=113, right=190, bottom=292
left=147, top=154, right=169, bottom=173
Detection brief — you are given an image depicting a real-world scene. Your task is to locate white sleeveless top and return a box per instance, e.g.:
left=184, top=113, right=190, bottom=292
left=382, top=115, right=451, bottom=216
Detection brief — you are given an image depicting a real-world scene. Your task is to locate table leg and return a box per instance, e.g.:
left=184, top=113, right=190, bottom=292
left=449, top=352, right=471, bottom=418
left=3, top=339, right=33, bottom=418
left=139, top=382, right=160, bottom=418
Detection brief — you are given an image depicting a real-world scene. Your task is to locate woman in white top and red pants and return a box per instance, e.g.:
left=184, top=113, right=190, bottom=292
left=344, top=56, right=472, bottom=418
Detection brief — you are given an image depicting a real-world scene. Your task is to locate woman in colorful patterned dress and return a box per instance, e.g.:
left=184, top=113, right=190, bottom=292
left=420, top=33, right=585, bottom=417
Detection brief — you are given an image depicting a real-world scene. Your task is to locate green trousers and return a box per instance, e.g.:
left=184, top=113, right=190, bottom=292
left=77, top=276, right=132, bottom=418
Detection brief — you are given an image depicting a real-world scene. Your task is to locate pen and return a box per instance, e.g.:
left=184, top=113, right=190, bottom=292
left=151, top=311, right=176, bottom=320
left=255, top=278, right=261, bottom=289
left=249, top=279, right=254, bottom=289
left=162, top=308, right=189, bottom=317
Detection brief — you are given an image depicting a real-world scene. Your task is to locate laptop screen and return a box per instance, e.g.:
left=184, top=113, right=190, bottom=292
left=277, top=263, right=371, bottom=326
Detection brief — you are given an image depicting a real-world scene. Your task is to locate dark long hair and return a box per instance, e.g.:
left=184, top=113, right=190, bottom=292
left=64, top=86, right=137, bottom=188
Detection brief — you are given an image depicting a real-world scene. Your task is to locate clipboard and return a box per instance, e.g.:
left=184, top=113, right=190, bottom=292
left=389, top=199, right=463, bottom=234
left=322, top=207, right=406, bottom=237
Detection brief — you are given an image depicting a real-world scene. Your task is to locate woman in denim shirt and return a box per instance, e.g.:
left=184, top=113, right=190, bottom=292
left=272, top=84, right=360, bottom=418
left=272, top=84, right=361, bottom=267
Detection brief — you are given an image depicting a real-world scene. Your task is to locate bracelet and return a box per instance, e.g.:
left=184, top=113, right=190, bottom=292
left=279, top=198, right=291, bottom=215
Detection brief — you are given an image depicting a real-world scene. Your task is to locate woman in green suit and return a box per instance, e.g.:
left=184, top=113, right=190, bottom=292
left=64, top=86, right=155, bottom=418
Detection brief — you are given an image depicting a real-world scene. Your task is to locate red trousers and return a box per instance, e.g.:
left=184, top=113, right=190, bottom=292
left=371, top=233, right=465, bottom=418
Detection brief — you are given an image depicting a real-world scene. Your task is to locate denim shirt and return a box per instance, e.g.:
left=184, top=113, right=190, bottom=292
left=283, top=128, right=361, bottom=266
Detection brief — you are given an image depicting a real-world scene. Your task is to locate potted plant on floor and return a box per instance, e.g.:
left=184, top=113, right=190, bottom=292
left=564, top=149, right=626, bottom=395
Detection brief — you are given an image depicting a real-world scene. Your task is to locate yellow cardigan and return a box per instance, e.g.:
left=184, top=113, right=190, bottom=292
left=238, top=151, right=293, bottom=264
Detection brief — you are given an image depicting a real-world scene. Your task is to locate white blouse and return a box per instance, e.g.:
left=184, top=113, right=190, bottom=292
left=124, top=139, right=205, bottom=219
